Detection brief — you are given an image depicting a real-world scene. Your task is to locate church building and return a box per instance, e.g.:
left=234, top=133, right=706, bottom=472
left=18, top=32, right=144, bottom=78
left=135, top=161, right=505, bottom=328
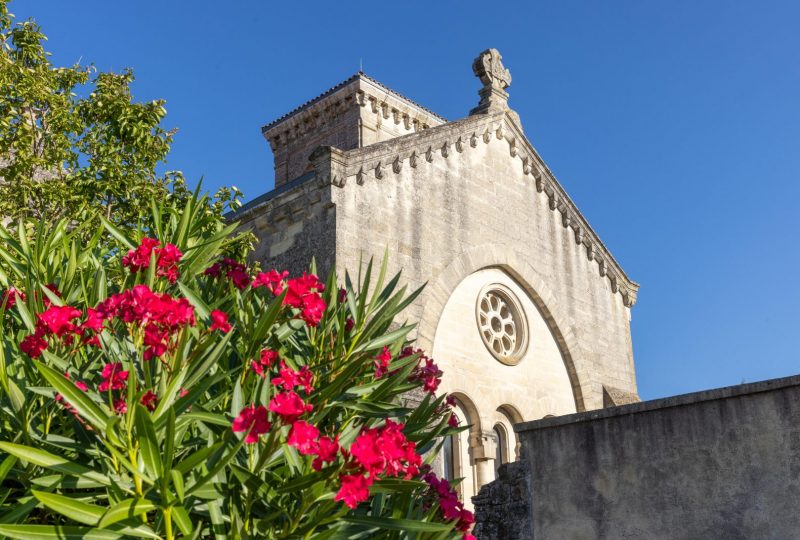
left=234, top=49, right=640, bottom=503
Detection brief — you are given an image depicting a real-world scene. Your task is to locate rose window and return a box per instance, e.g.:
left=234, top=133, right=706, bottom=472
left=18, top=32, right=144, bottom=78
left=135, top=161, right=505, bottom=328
left=475, top=284, right=528, bottom=365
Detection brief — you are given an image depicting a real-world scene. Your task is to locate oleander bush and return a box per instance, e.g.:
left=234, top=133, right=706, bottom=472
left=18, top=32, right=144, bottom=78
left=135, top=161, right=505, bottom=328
left=0, top=192, right=474, bottom=539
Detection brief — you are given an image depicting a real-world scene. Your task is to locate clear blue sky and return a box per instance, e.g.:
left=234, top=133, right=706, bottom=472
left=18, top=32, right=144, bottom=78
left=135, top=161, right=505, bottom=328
left=14, top=1, right=800, bottom=400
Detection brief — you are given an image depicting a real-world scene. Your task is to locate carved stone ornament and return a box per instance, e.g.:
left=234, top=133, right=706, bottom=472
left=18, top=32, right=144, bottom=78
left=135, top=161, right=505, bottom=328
left=475, top=284, right=528, bottom=366
left=470, top=48, right=512, bottom=115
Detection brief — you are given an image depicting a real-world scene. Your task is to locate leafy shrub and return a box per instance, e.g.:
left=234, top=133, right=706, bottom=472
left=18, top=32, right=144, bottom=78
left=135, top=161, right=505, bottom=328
left=0, top=193, right=474, bottom=539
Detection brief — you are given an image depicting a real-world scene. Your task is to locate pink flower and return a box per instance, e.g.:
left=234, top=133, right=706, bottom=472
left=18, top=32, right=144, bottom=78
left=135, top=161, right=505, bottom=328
left=227, top=267, right=251, bottom=290
left=209, top=310, right=232, bottom=333
left=268, top=391, right=313, bottom=424
left=284, top=273, right=325, bottom=308
left=232, top=405, right=271, bottom=443
left=403, top=348, right=443, bottom=394
left=204, top=263, right=222, bottom=277
left=423, top=472, right=475, bottom=532
left=271, top=362, right=314, bottom=394
left=122, top=237, right=161, bottom=273
left=300, top=293, right=326, bottom=327
left=156, top=243, right=182, bottom=283
left=374, top=346, right=392, bottom=378
left=114, top=398, right=128, bottom=415
left=345, top=318, right=355, bottom=332
left=2, top=287, right=24, bottom=310
left=252, top=348, right=279, bottom=377
left=252, top=270, right=288, bottom=295
left=140, top=390, right=159, bottom=411
left=334, top=473, right=372, bottom=509
left=20, top=331, right=47, bottom=358
left=287, top=420, right=320, bottom=455
left=37, top=305, right=82, bottom=337
left=98, top=362, right=128, bottom=392
left=282, top=273, right=327, bottom=327
left=313, top=435, right=340, bottom=471
left=349, top=420, right=421, bottom=479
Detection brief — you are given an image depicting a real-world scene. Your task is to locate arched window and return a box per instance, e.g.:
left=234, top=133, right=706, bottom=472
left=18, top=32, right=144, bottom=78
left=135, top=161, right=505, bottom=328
left=493, top=424, right=508, bottom=475
left=443, top=435, right=456, bottom=482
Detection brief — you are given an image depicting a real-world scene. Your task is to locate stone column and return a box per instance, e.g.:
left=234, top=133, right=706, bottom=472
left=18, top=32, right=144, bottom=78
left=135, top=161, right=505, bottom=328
left=471, top=431, right=498, bottom=489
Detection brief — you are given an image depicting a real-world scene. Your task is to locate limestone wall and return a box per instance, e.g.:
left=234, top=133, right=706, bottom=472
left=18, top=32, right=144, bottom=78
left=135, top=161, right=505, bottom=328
left=331, top=111, right=638, bottom=412
left=473, top=375, right=800, bottom=539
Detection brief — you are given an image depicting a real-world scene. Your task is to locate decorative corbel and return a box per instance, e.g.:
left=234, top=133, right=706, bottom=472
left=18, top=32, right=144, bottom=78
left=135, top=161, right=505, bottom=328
left=356, top=167, right=365, bottom=185
left=425, top=146, right=434, bottom=162
left=375, top=161, right=383, bottom=179
left=470, top=132, right=478, bottom=148
left=441, top=141, right=450, bottom=158
left=574, top=226, right=584, bottom=245
left=409, top=151, right=418, bottom=168
left=483, top=129, right=491, bottom=144
left=392, top=156, right=402, bottom=174
left=455, top=137, right=464, bottom=153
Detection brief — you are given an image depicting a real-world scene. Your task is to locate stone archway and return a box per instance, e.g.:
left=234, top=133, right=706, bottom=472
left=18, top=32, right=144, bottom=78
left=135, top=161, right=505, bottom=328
left=416, top=243, right=591, bottom=412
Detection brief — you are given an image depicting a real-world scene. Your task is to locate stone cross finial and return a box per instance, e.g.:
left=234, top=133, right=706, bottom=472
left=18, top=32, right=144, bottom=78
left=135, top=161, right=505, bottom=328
left=470, top=48, right=513, bottom=116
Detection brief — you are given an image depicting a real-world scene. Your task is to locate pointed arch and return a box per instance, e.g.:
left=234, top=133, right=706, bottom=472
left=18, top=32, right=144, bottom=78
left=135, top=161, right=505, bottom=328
left=416, top=243, right=591, bottom=412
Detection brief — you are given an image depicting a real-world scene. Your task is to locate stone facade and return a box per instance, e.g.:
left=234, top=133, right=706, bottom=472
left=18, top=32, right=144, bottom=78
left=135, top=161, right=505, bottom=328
left=234, top=49, right=639, bottom=497
left=473, top=374, right=800, bottom=539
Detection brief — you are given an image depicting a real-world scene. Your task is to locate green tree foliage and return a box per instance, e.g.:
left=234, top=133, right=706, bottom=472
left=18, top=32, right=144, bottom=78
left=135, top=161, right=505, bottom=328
left=0, top=1, right=241, bottom=226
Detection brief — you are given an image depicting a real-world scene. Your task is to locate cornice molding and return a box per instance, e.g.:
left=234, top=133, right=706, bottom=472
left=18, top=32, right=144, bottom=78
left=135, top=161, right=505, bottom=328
left=262, top=74, right=446, bottom=151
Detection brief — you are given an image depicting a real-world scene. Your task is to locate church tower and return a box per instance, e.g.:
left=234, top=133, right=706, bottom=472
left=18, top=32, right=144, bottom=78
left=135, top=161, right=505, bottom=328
left=234, top=49, right=640, bottom=499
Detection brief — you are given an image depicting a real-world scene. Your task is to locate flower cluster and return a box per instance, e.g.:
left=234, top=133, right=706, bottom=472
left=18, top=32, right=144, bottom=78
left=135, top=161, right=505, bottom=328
left=251, top=348, right=279, bottom=377
left=20, top=302, right=96, bottom=359
left=122, top=238, right=183, bottom=283
left=95, top=284, right=195, bottom=360
left=374, top=346, right=392, bottom=378
left=335, top=420, right=423, bottom=509
left=1, top=287, right=24, bottom=310
left=204, top=258, right=251, bottom=289
left=401, top=347, right=444, bottom=394
left=97, top=362, right=130, bottom=414
left=423, top=472, right=476, bottom=539
left=282, top=273, right=326, bottom=327
left=205, top=260, right=327, bottom=328
left=252, top=270, right=288, bottom=295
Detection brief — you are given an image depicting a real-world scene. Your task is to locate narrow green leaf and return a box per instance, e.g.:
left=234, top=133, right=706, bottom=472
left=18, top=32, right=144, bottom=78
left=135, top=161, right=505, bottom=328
left=37, top=358, right=109, bottom=431
left=172, top=506, right=193, bottom=536
left=134, top=404, right=163, bottom=478
left=32, top=490, right=103, bottom=526
left=342, top=516, right=452, bottom=532
left=0, top=442, right=110, bottom=486
left=0, top=525, right=125, bottom=539
left=98, top=498, right=157, bottom=528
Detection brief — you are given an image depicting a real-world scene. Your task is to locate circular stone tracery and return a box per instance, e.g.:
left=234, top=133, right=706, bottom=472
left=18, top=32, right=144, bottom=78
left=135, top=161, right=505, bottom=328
left=476, top=284, right=528, bottom=365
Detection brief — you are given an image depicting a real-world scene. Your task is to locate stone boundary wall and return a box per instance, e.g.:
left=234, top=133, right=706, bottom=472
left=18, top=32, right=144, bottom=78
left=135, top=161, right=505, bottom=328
left=473, top=374, right=800, bottom=539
